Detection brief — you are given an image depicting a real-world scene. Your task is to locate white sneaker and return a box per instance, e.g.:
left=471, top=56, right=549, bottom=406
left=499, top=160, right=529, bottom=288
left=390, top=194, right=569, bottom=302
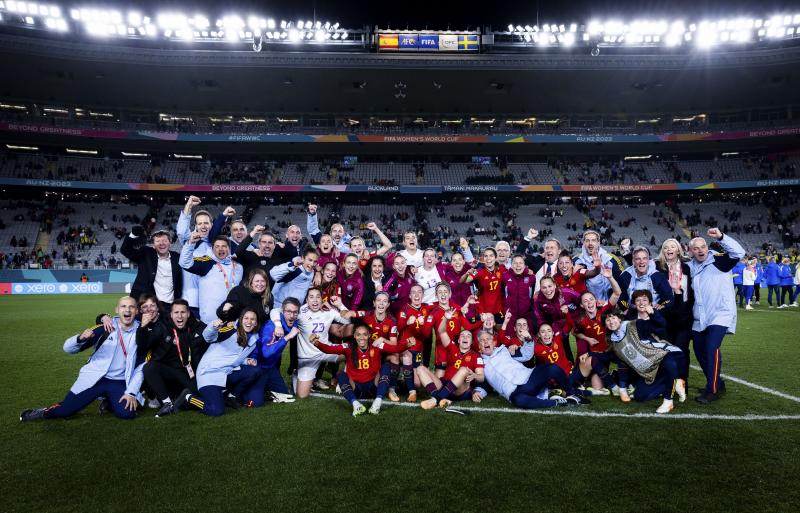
left=590, top=387, right=611, bottom=396
left=791, top=303, right=799, bottom=307
left=745, top=304, right=753, bottom=310
left=270, top=392, right=296, bottom=403
left=146, top=398, right=161, bottom=409
left=369, top=398, right=382, bottom=415
left=674, top=379, right=687, bottom=403
left=313, top=378, right=330, bottom=390
left=656, top=398, right=674, bottom=414
left=611, top=385, right=621, bottom=396
left=352, top=401, right=366, bottom=417
left=778, top=304, right=788, bottom=309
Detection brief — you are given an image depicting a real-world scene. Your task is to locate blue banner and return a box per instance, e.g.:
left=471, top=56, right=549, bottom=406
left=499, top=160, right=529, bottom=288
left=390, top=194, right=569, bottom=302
left=399, top=34, right=419, bottom=49
left=418, top=34, right=439, bottom=50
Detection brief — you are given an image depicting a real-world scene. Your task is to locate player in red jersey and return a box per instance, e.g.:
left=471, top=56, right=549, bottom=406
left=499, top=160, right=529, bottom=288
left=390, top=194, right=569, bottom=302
left=352, top=291, right=402, bottom=400
left=532, top=323, right=592, bottom=391
left=570, top=266, right=621, bottom=394
left=554, top=251, right=602, bottom=295
left=430, top=282, right=482, bottom=378
left=397, top=284, right=434, bottom=401
left=419, top=330, right=485, bottom=409
left=348, top=222, right=393, bottom=271
left=498, top=309, right=533, bottom=355
left=313, top=325, right=412, bottom=416
left=461, top=247, right=505, bottom=321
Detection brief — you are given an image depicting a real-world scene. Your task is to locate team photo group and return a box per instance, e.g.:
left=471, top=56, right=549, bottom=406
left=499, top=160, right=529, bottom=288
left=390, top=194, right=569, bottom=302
left=19, top=194, right=748, bottom=422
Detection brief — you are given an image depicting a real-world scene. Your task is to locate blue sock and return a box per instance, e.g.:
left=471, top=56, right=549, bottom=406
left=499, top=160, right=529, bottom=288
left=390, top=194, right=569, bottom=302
left=402, top=364, right=415, bottom=392
left=337, top=372, right=356, bottom=404
left=376, top=363, right=392, bottom=398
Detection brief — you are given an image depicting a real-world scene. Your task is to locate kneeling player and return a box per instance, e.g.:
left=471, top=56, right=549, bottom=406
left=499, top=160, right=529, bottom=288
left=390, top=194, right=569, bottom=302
left=419, top=330, right=484, bottom=410
left=313, top=325, right=412, bottom=416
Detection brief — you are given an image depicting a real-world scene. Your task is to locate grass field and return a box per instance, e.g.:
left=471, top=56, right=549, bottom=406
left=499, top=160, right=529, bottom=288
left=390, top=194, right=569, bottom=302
left=1, top=294, right=799, bottom=513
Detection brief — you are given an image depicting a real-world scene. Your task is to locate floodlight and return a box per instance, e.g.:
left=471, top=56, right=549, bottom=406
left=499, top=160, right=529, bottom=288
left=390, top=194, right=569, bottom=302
left=288, top=28, right=299, bottom=41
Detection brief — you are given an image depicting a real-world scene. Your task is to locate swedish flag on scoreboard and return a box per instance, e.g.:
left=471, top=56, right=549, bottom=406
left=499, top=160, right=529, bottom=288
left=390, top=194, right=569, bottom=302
left=457, top=34, right=479, bottom=51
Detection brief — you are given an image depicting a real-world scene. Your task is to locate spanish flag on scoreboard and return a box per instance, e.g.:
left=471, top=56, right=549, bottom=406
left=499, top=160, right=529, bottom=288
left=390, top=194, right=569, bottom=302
left=378, top=33, right=399, bottom=50
left=457, top=34, right=479, bottom=51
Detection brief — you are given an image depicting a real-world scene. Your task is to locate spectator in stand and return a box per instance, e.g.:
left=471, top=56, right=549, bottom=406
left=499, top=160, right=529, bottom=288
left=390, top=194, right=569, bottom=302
left=121, top=226, right=182, bottom=310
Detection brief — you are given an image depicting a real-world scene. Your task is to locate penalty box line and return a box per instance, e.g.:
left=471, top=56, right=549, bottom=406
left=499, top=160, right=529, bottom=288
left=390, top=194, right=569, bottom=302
left=689, top=365, right=800, bottom=404
left=309, top=393, right=800, bottom=421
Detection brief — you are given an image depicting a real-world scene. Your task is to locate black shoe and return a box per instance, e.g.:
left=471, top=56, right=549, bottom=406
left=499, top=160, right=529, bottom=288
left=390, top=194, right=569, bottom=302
left=224, top=393, right=240, bottom=409
left=566, top=394, right=591, bottom=406
left=98, top=397, right=111, bottom=415
left=173, top=388, right=191, bottom=410
left=695, top=392, right=721, bottom=404
left=155, top=402, right=178, bottom=418
left=20, top=408, right=46, bottom=422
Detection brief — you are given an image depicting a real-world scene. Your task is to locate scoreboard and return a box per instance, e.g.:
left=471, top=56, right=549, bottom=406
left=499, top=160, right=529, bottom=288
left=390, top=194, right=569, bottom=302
left=377, top=31, right=480, bottom=52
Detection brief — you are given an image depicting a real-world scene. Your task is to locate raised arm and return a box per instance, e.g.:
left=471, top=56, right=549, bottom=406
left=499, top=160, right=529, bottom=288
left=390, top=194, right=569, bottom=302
left=120, top=226, right=146, bottom=262
left=367, top=222, right=392, bottom=256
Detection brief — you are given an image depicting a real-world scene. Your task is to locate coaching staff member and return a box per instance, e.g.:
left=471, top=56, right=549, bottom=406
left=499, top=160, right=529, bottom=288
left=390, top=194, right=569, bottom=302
left=121, top=225, right=182, bottom=310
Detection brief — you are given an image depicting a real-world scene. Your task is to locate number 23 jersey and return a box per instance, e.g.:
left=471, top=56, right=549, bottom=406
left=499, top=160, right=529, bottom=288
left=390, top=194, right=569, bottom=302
left=296, top=306, right=350, bottom=359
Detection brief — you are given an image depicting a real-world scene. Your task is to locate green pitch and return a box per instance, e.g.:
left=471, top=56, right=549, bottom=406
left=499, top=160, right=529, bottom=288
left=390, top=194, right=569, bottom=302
left=1, top=294, right=799, bottom=513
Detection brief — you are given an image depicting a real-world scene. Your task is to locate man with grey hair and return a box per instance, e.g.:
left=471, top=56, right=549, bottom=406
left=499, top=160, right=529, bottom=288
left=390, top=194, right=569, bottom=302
left=495, top=240, right=512, bottom=268
left=688, top=228, right=745, bottom=404
left=515, top=227, right=563, bottom=294
left=474, top=330, right=587, bottom=409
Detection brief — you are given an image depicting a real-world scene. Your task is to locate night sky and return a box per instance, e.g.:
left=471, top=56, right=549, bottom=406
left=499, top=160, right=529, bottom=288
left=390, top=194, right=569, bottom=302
left=112, top=0, right=796, bottom=31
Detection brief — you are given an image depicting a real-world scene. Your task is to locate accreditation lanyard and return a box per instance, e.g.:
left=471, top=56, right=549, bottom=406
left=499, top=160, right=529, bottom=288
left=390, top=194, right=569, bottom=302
left=116, top=329, right=129, bottom=358
left=216, top=261, right=236, bottom=290
left=172, top=328, right=195, bottom=379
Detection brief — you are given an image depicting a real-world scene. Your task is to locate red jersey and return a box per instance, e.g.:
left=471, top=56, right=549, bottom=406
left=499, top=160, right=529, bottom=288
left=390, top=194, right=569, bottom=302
left=473, top=266, right=505, bottom=315
left=354, top=250, right=378, bottom=271
left=554, top=268, right=589, bottom=295
left=533, top=333, right=572, bottom=376
left=572, top=302, right=614, bottom=353
left=397, top=303, right=434, bottom=352
left=430, top=303, right=483, bottom=365
left=444, top=345, right=485, bottom=381
left=497, top=327, right=525, bottom=348
left=354, top=311, right=398, bottom=343
left=317, top=341, right=404, bottom=383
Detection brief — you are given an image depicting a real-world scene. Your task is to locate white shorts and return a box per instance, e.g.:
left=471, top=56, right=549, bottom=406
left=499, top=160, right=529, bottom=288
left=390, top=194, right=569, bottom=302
left=297, top=353, right=340, bottom=382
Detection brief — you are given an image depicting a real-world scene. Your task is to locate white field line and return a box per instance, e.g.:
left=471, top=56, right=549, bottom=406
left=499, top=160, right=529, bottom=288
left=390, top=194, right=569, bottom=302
left=309, top=393, right=800, bottom=421
left=689, top=364, right=800, bottom=403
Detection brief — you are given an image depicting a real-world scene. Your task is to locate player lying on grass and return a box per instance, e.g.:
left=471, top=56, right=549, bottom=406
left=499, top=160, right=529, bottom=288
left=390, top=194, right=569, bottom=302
left=602, top=290, right=687, bottom=414
left=313, top=324, right=413, bottom=416
left=419, top=330, right=485, bottom=410
left=476, top=330, right=589, bottom=409
left=21, top=296, right=145, bottom=422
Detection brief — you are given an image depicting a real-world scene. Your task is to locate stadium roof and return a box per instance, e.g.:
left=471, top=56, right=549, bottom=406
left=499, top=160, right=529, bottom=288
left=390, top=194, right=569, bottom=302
left=1, top=32, right=799, bottom=116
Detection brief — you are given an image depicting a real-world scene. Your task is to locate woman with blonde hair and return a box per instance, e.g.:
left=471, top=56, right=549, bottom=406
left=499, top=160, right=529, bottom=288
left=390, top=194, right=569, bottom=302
left=217, top=268, right=273, bottom=324
left=655, top=238, right=693, bottom=391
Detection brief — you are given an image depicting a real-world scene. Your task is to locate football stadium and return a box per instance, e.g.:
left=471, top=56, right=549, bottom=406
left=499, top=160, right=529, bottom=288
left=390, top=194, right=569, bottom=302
left=1, top=0, right=799, bottom=511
